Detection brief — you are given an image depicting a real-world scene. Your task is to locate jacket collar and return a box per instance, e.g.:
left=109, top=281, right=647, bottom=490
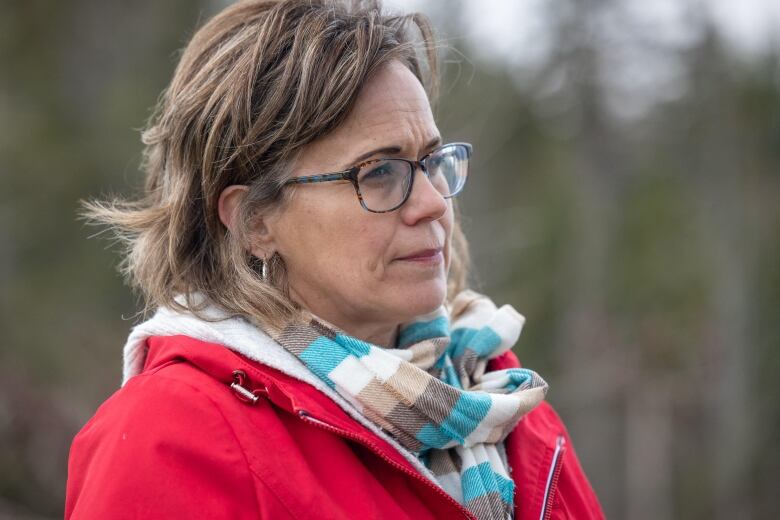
left=123, top=303, right=440, bottom=484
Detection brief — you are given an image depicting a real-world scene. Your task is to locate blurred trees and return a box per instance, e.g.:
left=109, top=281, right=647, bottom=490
left=433, top=1, right=779, bottom=518
left=0, top=1, right=213, bottom=516
left=1, top=0, right=778, bottom=518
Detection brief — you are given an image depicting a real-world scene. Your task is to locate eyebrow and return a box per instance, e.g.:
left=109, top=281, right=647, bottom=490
left=347, top=136, right=442, bottom=168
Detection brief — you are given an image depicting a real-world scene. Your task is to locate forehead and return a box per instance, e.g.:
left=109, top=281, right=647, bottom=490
left=347, top=61, right=434, bottom=135
left=295, top=61, right=439, bottom=173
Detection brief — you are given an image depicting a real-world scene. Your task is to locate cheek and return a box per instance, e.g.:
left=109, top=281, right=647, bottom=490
left=275, top=201, right=332, bottom=262
left=279, top=198, right=393, bottom=279
left=352, top=221, right=395, bottom=278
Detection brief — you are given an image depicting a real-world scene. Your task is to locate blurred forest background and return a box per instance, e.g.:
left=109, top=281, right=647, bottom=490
left=1, top=0, right=779, bottom=518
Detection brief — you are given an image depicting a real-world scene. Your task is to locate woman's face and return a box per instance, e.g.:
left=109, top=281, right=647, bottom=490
left=264, top=61, right=453, bottom=344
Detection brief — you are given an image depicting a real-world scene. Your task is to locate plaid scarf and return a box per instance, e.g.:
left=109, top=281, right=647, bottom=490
left=264, top=290, right=548, bottom=520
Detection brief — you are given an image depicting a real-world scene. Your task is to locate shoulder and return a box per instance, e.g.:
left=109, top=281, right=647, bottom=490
left=487, top=350, right=605, bottom=518
left=66, top=361, right=280, bottom=519
left=74, top=360, right=240, bottom=452
left=493, top=365, right=605, bottom=518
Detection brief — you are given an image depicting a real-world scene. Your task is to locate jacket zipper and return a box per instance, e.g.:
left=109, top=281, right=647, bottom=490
left=297, top=409, right=476, bottom=520
left=540, top=434, right=566, bottom=520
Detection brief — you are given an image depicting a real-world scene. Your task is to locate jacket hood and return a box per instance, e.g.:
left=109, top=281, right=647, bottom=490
left=122, top=301, right=440, bottom=485
left=124, top=303, right=318, bottom=388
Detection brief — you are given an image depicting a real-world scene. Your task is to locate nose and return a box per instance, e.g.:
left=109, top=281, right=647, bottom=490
left=400, top=166, right=448, bottom=225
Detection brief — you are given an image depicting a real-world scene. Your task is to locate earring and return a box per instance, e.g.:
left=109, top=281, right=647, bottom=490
left=261, top=256, right=270, bottom=281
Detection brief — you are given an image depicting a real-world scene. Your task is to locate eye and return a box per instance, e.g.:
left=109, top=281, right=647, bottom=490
left=425, top=153, right=448, bottom=175
left=363, top=163, right=394, bottom=180
left=358, top=160, right=404, bottom=186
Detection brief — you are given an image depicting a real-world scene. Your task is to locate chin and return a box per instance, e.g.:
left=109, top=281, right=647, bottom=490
left=391, top=280, right=447, bottom=320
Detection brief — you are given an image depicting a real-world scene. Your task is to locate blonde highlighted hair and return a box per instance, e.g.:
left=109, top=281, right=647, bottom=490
left=83, top=0, right=470, bottom=329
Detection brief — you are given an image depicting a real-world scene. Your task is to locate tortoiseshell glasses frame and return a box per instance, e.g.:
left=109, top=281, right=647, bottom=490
left=282, top=142, right=472, bottom=213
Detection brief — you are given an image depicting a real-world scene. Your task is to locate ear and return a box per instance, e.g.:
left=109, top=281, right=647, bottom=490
left=217, top=184, right=276, bottom=259
left=217, top=184, right=247, bottom=234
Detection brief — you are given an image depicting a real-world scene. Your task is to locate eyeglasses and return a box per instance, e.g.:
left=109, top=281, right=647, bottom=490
left=283, top=142, right=472, bottom=213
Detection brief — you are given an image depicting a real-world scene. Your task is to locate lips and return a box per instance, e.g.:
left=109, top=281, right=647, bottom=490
left=397, top=248, right=443, bottom=261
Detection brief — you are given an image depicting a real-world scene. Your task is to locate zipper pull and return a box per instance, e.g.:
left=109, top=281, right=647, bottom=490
left=298, top=409, right=339, bottom=429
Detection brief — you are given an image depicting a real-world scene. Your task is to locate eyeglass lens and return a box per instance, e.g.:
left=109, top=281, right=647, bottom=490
left=356, top=144, right=469, bottom=212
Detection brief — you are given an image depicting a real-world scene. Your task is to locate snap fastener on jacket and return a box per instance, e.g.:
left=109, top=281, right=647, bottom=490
left=230, top=369, right=268, bottom=404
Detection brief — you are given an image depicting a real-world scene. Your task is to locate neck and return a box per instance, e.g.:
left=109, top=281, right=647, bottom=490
left=320, top=314, right=400, bottom=348
left=351, top=322, right=400, bottom=348
left=289, top=288, right=400, bottom=348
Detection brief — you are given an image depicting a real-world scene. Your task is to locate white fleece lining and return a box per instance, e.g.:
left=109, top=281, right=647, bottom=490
left=122, top=305, right=440, bottom=486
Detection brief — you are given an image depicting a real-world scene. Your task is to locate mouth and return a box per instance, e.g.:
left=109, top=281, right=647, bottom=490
left=396, top=247, right=444, bottom=262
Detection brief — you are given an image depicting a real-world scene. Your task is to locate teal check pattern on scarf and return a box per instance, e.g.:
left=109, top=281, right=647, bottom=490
left=267, top=291, right=549, bottom=520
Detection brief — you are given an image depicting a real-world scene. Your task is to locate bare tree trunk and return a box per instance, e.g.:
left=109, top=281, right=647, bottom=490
left=626, top=376, right=674, bottom=520
left=688, top=30, right=754, bottom=520
left=549, top=2, right=628, bottom=516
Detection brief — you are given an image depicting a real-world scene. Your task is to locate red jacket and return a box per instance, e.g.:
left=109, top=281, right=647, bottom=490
left=66, top=335, right=604, bottom=519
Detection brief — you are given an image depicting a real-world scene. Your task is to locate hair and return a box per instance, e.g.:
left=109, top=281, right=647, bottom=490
left=83, top=0, right=470, bottom=330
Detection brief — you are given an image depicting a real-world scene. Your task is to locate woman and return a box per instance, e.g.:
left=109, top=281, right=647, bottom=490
left=66, top=0, right=605, bottom=518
